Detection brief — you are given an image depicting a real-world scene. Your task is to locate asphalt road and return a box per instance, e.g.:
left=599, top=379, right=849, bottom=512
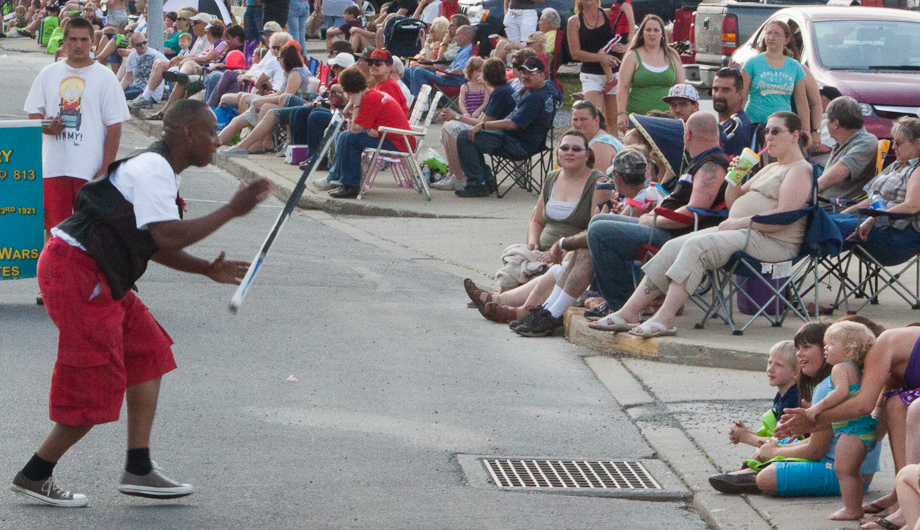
left=0, top=43, right=710, bottom=529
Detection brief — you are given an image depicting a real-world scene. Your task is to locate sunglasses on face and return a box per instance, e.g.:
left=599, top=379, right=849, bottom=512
left=271, top=45, right=282, bottom=50
left=559, top=145, right=585, bottom=153
left=366, top=59, right=384, bottom=66
left=177, top=17, right=188, bottom=21
left=764, top=127, right=789, bottom=137
left=136, top=40, right=147, bottom=46
left=718, top=66, right=741, bottom=77
left=894, top=139, right=909, bottom=148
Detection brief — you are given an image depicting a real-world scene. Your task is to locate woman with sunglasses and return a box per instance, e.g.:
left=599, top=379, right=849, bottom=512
left=571, top=100, right=623, bottom=175
left=830, top=117, right=920, bottom=267
left=600, top=111, right=812, bottom=338
left=163, top=8, right=196, bottom=58
left=741, top=21, right=810, bottom=134
left=466, top=131, right=608, bottom=325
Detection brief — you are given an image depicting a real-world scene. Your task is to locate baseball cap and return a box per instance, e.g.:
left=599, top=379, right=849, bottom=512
left=523, top=31, right=546, bottom=45
left=370, top=48, right=394, bottom=64
left=608, top=149, right=648, bottom=177
left=189, top=13, right=213, bottom=23
left=662, top=84, right=699, bottom=104
left=225, top=50, right=246, bottom=69
left=328, top=52, right=356, bottom=68
left=518, top=56, right=545, bottom=73
left=261, top=21, right=283, bottom=33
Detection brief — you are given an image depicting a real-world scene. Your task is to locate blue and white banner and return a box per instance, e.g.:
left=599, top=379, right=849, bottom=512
left=0, top=121, right=43, bottom=280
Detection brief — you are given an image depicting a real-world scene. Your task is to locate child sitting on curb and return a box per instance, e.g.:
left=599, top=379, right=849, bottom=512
left=729, top=340, right=800, bottom=448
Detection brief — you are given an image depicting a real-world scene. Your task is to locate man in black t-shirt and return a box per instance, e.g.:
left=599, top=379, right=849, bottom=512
left=455, top=56, right=556, bottom=197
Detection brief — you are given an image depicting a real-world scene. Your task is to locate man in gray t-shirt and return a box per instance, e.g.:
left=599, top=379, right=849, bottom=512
left=817, top=96, right=879, bottom=204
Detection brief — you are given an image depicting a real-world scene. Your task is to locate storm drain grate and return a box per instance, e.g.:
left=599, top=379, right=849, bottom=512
left=482, top=459, right=662, bottom=490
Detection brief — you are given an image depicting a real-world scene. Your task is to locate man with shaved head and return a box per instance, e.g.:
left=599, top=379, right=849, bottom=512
left=585, top=111, right=730, bottom=321
left=10, top=100, right=272, bottom=508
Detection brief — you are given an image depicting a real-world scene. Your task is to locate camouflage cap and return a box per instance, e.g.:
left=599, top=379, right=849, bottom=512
left=609, top=149, right=648, bottom=177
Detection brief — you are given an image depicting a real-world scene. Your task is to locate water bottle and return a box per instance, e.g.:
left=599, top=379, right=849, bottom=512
left=422, top=166, right=431, bottom=185
left=644, top=183, right=661, bottom=209
left=870, top=190, right=886, bottom=211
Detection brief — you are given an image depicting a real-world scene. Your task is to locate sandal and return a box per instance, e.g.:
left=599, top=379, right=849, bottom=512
left=861, top=517, right=902, bottom=530
left=463, top=279, right=492, bottom=310
left=628, top=320, right=677, bottom=339
left=588, top=312, right=638, bottom=332
left=479, top=302, right=521, bottom=324
left=862, top=500, right=891, bottom=515
left=145, top=111, right=164, bottom=121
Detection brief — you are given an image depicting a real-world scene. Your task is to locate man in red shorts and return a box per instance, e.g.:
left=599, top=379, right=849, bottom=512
left=10, top=99, right=271, bottom=507
left=24, top=17, right=130, bottom=244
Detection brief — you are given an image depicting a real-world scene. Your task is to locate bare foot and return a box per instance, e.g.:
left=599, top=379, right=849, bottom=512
left=829, top=507, right=864, bottom=521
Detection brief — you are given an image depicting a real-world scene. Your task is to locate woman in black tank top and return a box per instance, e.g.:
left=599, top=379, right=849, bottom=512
left=567, top=0, right=624, bottom=129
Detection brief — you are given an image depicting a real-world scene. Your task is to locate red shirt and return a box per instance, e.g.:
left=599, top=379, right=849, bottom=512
left=609, top=0, right=632, bottom=36
left=440, top=0, right=458, bottom=19
left=355, top=89, right=416, bottom=152
left=374, top=78, right=409, bottom=117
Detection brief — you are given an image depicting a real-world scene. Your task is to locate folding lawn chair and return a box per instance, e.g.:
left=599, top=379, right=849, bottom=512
left=358, top=88, right=442, bottom=200
left=695, top=171, right=843, bottom=335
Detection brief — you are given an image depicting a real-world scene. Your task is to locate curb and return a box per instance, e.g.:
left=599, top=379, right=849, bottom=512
left=585, top=357, right=772, bottom=530
left=564, top=308, right=768, bottom=372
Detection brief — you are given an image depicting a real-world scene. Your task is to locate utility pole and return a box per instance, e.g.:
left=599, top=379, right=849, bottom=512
left=148, top=0, right=164, bottom=52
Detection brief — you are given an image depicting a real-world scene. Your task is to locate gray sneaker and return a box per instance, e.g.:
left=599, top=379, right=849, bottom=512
left=118, top=466, right=193, bottom=499
left=128, top=96, right=153, bottom=109
left=312, top=175, right=340, bottom=191
left=11, top=472, right=88, bottom=507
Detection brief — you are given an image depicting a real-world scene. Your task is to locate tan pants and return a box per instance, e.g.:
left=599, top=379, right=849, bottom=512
left=441, top=120, right=471, bottom=181
left=641, top=226, right=800, bottom=296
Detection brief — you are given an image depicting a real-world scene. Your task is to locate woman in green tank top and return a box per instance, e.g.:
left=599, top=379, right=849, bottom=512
left=615, top=14, right=684, bottom=131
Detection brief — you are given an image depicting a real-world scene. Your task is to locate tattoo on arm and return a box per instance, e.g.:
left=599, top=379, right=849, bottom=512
left=643, top=280, right=660, bottom=295
left=697, top=163, right=721, bottom=187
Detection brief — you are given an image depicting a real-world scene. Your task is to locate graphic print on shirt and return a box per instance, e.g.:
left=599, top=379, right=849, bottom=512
left=133, top=54, right=156, bottom=89
left=58, top=75, right=85, bottom=133
left=754, top=70, right=796, bottom=97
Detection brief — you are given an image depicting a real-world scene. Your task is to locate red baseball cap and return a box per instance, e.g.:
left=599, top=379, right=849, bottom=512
left=369, top=48, right=394, bottom=64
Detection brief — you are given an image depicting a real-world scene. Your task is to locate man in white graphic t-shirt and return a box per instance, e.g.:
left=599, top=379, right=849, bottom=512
left=24, top=17, right=131, bottom=242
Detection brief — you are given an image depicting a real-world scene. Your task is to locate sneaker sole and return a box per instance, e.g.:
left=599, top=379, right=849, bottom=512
left=11, top=485, right=88, bottom=507
left=118, top=484, right=194, bottom=499
left=515, top=325, right=565, bottom=338
left=707, top=476, right=760, bottom=495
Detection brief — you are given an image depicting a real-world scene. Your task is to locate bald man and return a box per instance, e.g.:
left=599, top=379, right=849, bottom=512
left=11, top=100, right=272, bottom=508
left=587, top=112, right=730, bottom=321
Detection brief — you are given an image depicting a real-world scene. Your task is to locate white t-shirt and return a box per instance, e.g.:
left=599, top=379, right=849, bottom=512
left=126, top=47, right=167, bottom=100
left=420, top=1, right=441, bottom=23
left=190, top=34, right=210, bottom=56
left=52, top=151, right=181, bottom=248
left=24, top=60, right=131, bottom=181
left=258, top=54, right=286, bottom=92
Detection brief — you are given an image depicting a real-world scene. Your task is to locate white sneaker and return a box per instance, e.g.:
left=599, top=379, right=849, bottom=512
left=313, top=175, right=340, bottom=191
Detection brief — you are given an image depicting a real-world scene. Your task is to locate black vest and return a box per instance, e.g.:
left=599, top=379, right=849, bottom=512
left=57, top=141, right=182, bottom=300
left=659, top=147, right=730, bottom=236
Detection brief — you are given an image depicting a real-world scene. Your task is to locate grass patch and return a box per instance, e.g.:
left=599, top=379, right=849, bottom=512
left=557, top=73, right=581, bottom=112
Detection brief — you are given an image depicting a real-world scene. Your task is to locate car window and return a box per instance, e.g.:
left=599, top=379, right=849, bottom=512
left=813, top=19, right=920, bottom=70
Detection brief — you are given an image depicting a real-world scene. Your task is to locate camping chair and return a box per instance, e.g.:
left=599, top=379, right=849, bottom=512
left=358, top=88, right=442, bottom=201
left=827, top=208, right=920, bottom=314
left=696, top=173, right=843, bottom=335
left=488, top=126, right=556, bottom=198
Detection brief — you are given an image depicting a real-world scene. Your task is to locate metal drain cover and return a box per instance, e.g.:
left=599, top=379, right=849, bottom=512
left=482, top=459, right=662, bottom=490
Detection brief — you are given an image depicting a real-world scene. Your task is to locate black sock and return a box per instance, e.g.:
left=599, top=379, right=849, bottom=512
left=125, top=448, right=152, bottom=476
left=21, top=453, right=55, bottom=481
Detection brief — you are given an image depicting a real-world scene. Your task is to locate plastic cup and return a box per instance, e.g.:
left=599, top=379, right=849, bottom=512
left=725, top=147, right=760, bottom=186
left=489, top=34, right=500, bottom=47
left=307, top=77, right=321, bottom=94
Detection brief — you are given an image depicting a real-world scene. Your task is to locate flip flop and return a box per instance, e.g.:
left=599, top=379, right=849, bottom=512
left=628, top=320, right=677, bottom=339
left=588, top=313, right=639, bottom=332
left=861, top=517, right=901, bottom=530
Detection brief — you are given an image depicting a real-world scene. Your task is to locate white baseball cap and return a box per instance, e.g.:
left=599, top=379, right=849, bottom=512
left=662, top=84, right=699, bottom=103
left=328, top=53, right=356, bottom=68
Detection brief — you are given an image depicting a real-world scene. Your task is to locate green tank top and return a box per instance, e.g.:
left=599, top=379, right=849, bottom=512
left=538, top=169, right=605, bottom=250
left=626, top=50, right=676, bottom=116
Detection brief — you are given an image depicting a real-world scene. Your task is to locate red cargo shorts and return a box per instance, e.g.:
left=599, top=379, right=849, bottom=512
left=37, top=238, right=177, bottom=426
left=43, top=176, right=86, bottom=230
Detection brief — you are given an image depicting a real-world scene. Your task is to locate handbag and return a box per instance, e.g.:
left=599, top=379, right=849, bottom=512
left=306, top=1, right=323, bottom=36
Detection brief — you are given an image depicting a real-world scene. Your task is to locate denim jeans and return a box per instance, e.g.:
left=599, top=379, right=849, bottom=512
left=304, top=107, right=333, bottom=155
left=587, top=214, right=675, bottom=311
left=324, top=15, right=345, bottom=29
left=830, top=213, right=920, bottom=266
left=287, top=0, right=310, bottom=54
left=405, top=67, right=465, bottom=97
left=330, top=132, right=397, bottom=188
left=243, top=6, right=264, bottom=43
left=206, top=71, right=240, bottom=107
left=123, top=86, right=143, bottom=101
left=456, top=130, right=529, bottom=189
left=275, top=106, right=314, bottom=144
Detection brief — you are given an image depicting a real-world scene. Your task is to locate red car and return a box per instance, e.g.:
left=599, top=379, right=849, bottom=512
left=729, top=6, right=920, bottom=139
